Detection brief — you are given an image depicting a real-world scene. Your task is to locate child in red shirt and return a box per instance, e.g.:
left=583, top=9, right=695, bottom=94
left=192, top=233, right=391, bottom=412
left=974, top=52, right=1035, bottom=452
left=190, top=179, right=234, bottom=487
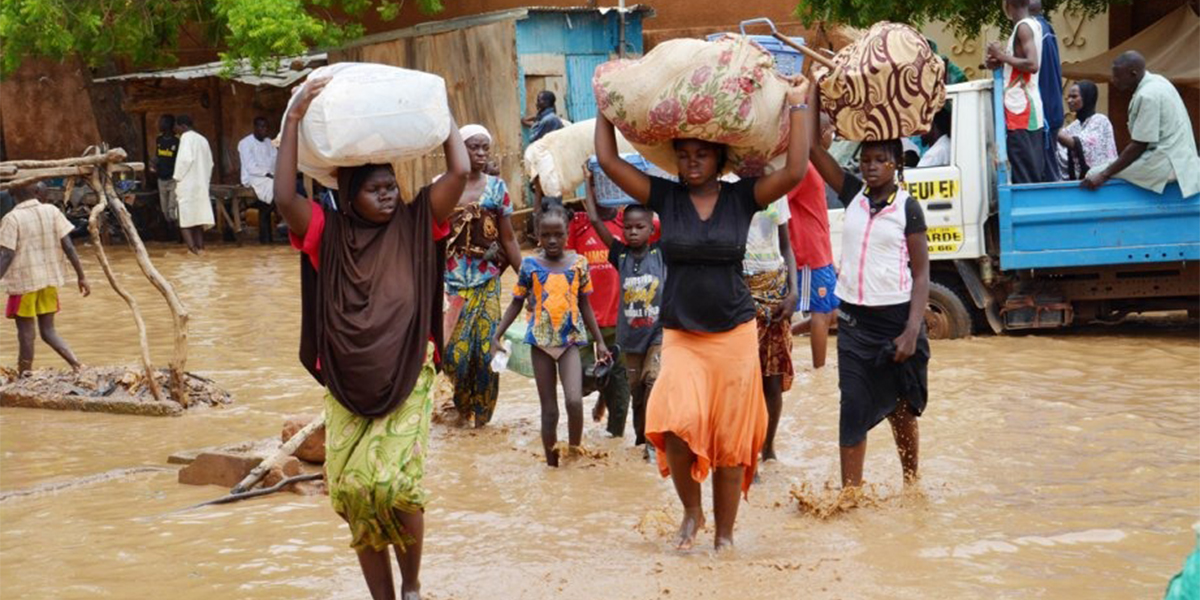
left=787, top=114, right=840, bottom=368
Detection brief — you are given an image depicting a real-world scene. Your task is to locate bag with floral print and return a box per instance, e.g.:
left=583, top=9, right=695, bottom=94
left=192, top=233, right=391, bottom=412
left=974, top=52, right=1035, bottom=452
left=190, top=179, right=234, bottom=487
left=593, top=35, right=793, bottom=177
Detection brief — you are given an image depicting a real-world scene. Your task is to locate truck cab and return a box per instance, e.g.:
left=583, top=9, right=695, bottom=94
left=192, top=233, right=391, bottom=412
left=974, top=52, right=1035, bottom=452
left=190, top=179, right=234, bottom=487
left=826, top=72, right=1200, bottom=339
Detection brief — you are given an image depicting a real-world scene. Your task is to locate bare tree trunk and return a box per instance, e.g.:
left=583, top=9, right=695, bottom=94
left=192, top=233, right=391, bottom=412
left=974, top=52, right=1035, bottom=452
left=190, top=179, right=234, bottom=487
left=94, top=165, right=191, bottom=405
left=85, top=201, right=164, bottom=403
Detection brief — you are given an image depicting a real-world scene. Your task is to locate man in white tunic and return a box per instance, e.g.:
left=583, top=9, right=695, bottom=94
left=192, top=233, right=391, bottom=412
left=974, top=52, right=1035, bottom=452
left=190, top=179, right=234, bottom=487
left=237, top=116, right=278, bottom=243
left=172, top=115, right=215, bottom=254
left=1083, top=51, right=1200, bottom=198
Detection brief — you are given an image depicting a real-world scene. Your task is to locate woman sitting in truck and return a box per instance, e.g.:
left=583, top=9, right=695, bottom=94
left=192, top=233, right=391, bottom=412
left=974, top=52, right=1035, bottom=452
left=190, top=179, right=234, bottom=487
left=803, top=93, right=932, bottom=493
left=1056, top=81, right=1117, bottom=180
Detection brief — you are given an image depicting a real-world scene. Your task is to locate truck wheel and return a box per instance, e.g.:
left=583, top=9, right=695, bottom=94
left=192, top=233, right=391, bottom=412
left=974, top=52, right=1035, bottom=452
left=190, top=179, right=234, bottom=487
left=926, top=281, right=973, bottom=340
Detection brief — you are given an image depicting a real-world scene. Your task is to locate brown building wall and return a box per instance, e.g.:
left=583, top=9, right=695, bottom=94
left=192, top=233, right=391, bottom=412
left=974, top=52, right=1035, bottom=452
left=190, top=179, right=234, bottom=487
left=0, top=58, right=104, bottom=160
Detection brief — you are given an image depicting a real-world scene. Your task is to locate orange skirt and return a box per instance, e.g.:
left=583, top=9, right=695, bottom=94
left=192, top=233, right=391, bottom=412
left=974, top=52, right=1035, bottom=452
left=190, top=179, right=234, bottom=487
left=645, top=320, right=767, bottom=494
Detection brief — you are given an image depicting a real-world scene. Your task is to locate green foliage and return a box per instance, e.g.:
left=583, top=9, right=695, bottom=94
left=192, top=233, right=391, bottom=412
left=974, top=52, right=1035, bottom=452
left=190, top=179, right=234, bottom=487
left=0, top=0, right=446, bottom=77
left=794, top=0, right=1129, bottom=36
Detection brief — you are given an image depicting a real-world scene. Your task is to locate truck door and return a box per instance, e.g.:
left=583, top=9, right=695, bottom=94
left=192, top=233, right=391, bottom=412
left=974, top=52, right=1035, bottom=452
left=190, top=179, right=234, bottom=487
left=906, top=158, right=967, bottom=258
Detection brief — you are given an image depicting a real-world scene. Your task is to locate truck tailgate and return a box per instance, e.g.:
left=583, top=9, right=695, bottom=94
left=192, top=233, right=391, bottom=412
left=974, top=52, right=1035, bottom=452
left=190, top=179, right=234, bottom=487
left=998, top=179, right=1200, bottom=270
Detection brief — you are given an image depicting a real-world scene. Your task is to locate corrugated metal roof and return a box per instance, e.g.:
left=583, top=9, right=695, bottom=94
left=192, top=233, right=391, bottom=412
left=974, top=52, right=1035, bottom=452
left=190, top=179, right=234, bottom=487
left=339, top=5, right=654, bottom=50
left=94, top=53, right=327, bottom=87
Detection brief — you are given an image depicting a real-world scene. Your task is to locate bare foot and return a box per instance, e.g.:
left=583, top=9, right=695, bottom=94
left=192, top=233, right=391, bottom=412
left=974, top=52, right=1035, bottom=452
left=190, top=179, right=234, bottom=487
left=715, top=535, right=735, bottom=552
left=674, top=507, right=705, bottom=551
left=546, top=450, right=560, bottom=468
left=592, top=399, right=605, bottom=422
left=401, top=587, right=421, bottom=600
left=761, top=448, right=777, bottom=462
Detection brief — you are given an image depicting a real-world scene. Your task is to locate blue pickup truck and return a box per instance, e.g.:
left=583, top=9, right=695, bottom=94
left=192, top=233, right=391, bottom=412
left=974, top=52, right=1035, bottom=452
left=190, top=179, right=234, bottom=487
left=828, top=72, right=1200, bottom=338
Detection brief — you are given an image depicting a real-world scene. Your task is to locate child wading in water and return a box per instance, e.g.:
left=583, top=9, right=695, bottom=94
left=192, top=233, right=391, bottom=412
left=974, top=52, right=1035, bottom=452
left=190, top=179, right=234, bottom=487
left=493, top=204, right=611, bottom=466
left=581, top=168, right=665, bottom=461
left=0, top=182, right=90, bottom=374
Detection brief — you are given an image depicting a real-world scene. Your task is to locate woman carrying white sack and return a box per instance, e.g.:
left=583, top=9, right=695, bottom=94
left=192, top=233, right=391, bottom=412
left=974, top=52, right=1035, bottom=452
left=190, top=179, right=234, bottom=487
left=275, top=74, right=470, bottom=600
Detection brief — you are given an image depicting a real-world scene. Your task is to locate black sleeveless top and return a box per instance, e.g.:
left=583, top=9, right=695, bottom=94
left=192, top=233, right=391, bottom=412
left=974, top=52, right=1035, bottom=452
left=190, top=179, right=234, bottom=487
left=648, top=176, right=760, bottom=333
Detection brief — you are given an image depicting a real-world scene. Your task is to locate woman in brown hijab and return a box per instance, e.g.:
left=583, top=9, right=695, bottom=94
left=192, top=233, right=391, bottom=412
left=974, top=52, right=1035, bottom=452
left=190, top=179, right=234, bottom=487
left=274, top=78, right=469, bottom=600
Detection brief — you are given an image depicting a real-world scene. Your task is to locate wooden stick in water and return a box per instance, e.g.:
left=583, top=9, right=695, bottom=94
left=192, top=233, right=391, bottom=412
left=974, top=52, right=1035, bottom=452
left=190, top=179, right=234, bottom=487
left=230, top=415, right=326, bottom=494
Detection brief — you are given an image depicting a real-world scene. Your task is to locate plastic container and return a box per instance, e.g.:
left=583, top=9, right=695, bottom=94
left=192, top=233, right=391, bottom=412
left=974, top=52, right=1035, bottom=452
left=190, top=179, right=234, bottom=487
left=706, top=33, right=806, bottom=77
left=284, top=63, right=451, bottom=189
left=502, top=321, right=535, bottom=378
left=587, top=154, right=676, bottom=207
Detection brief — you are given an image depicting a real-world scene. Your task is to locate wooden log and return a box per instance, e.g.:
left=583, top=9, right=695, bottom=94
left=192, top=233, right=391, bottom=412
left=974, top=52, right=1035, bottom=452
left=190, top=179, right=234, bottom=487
left=86, top=201, right=164, bottom=403
left=94, top=163, right=191, bottom=405
left=230, top=415, right=326, bottom=494
left=0, top=148, right=126, bottom=170
left=0, top=163, right=144, bottom=191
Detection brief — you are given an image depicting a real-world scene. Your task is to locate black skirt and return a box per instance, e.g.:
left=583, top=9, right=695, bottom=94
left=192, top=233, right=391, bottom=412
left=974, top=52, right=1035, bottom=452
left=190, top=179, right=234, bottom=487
left=836, top=302, right=930, bottom=447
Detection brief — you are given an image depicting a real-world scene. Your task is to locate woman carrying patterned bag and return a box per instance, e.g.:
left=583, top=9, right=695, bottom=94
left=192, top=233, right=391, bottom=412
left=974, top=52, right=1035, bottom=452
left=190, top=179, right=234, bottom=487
left=441, top=124, right=523, bottom=428
left=275, top=76, right=470, bottom=600
left=805, top=83, right=932, bottom=493
left=594, top=73, right=812, bottom=551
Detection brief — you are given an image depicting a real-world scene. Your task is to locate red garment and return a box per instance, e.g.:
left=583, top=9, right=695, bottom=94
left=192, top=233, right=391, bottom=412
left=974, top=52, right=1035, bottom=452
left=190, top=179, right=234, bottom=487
left=785, top=167, right=834, bottom=270
left=568, top=212, right=622, bottom=327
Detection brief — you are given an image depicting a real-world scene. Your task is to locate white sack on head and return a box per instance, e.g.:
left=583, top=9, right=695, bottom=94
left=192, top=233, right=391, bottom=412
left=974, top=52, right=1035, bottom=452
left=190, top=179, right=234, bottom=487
left=283, top=63, right=452, bottom=189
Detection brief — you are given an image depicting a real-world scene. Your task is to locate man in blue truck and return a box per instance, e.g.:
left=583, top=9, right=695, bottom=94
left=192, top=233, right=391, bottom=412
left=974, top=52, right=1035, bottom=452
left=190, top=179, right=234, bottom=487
left=1083, top=51, right=1200, bottom=199
left=1030, top=0, right=1064, bottom=182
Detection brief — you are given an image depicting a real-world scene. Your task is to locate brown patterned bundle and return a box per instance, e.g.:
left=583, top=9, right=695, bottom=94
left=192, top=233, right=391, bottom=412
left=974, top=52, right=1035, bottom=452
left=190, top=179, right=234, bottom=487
left=815, top=22, right=947, bottom=141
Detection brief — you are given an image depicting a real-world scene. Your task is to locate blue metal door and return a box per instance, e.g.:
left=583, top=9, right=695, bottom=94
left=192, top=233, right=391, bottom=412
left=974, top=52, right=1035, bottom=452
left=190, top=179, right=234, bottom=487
left=565, top=54, right=609, bottom=122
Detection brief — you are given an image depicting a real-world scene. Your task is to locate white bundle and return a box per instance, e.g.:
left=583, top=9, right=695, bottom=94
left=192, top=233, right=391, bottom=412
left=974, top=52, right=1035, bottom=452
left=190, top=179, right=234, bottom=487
left=285, top=63, right=451, bottom=189
left=523, top=118, right=635, bottom=197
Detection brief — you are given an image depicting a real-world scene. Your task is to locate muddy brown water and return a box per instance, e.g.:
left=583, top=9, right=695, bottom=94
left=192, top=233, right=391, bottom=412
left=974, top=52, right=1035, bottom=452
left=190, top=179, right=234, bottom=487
left=1, top=244, right=1197, bottom=599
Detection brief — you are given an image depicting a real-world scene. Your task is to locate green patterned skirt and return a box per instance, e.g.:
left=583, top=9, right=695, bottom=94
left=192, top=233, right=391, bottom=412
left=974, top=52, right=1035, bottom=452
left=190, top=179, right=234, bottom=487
left=324, top=352, right=435, bottom=552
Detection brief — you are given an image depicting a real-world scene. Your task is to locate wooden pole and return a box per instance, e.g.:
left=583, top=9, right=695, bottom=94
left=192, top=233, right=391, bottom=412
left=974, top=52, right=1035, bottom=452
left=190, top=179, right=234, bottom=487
left=0, top=148, right=127, bottom=170
left=0, top=164, right=143, bottom=191
left=230, top=415, right=326, bottom=494
left=86, top=198, right=164, bottom=403
left=95, top=162, right=192, bottom=405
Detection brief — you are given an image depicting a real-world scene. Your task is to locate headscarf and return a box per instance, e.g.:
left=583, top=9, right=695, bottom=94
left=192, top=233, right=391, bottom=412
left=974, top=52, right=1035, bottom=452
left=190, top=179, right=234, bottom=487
left=1074, top=80, right=1099, bottom=124
left=298, top=164, right=444, bottom=417
left=459, top=124, right=492, bottom=144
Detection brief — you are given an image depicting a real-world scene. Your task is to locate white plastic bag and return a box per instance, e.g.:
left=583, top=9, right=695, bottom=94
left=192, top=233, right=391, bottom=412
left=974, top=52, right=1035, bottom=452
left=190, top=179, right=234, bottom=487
left=285, top=63, right=452, bottom=189
left=490, top=339, right=513, bottom=373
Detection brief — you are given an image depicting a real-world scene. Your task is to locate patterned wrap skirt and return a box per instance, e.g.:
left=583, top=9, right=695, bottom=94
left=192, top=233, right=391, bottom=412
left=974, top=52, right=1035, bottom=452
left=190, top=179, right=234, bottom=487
left=443, top=277, right=502, bottom=424
left=744, top=267, right=795, bottom=392
left=324, top=350, right=436, bottom=552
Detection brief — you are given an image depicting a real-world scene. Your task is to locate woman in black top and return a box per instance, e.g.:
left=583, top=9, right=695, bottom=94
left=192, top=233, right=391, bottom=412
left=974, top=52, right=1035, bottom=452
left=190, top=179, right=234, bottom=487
left=594, top=78, right=812, bottom=550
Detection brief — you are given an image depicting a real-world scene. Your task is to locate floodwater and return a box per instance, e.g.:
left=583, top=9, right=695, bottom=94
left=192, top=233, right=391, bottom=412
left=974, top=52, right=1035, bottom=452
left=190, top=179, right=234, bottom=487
left=1, top=244, right=1198, bottom=599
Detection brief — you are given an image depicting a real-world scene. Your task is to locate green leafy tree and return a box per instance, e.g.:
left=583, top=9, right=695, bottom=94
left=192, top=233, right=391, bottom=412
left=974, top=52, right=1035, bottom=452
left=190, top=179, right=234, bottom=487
left=0, top=0, right=444, bottom=76
left=794, top=0, right=1129, bottom=36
